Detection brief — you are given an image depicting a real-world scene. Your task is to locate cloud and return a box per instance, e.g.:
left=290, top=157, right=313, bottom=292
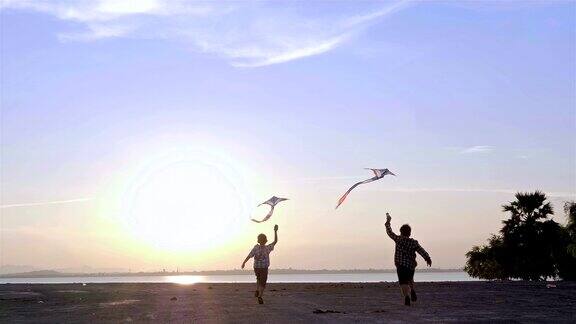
left=59, top=23, right=134, bottom=41
left=1, top=0, right=412, bottom=67
left=0, top=197, right=94, bottom=209
left=460, top=145, right=494, bottom=154
left=230, top=35, right=348, bottom=68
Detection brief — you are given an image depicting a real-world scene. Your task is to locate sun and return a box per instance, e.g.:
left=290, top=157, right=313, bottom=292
left=119, top=151, right=250, bottom=252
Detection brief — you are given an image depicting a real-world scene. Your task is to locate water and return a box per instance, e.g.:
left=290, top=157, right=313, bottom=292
left=0, top=271, right=476, bottom=284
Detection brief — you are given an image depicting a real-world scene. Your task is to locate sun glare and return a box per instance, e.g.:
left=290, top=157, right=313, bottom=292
left=165, top=275, right=204, bottom=285
left=119, top=151, right=251, bottom=252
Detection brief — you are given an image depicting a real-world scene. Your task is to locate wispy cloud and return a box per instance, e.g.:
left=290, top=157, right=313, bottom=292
left=231, top=35, right=349, bottom=68
left=460, top=145, right=495, bottom=154
left=1, top=0, right=412, bottom=67
left=0, top=197, right=94, bottom=209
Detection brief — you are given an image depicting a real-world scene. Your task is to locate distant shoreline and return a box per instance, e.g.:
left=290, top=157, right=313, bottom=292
left=0, top=268, right=464, bottom=279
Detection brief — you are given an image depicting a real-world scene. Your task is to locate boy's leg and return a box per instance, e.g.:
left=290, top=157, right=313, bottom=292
left=407, top=268, right=416, bottom=301
left=259, top=268, right=268, bottom=296
left=409, top=280, right=417, bottom=301
left=400, top=284, right=411, bottom=306
left=397, top=266, right=412, bottom=305
left=257, top=283, right=264, bottom=304
left=403, top=266, right=417, bottom=302
left=255, top=269, right=264, bottom=296
left=254, top=269, right=259, bottom=297
left=400, top=284, right=411, bottom=297
left=255, top=268, right=268, bottom=303
left=254, top=269, right=263, bottom=298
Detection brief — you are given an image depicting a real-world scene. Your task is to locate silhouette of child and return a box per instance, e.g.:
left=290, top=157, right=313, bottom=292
left=385, top=212, right=432, bottom=306
left=242, top=224, right=278, bottom=304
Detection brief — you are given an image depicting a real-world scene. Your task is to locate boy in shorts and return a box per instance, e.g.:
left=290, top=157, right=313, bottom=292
left=385, top=212, right=432, bottom=306
left=242, top=224, right=278, bottom=304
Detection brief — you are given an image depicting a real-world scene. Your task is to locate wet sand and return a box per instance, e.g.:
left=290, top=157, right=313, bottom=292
left=1, top=281, right=575, bottom=323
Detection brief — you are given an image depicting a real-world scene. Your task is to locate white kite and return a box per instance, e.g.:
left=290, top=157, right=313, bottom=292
left=251, top=196, right=288, bottom=223
left=335, top=168, right=396, bottom=209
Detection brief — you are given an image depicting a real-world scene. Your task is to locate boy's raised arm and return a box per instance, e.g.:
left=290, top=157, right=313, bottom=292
left=385, top=213, right=399, bottom=241
left=271, top=224, right=279, bottom=245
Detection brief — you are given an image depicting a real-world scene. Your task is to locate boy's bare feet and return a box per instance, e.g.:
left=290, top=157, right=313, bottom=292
left=258, top=297, right=264, bottom=304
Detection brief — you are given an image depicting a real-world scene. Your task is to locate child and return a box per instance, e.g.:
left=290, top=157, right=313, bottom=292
left=385, top=212, right=432, bottom=306
left=241, top=224, right=278, bottom=304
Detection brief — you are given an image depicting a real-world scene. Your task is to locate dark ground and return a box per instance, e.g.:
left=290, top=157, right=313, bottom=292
left=1, top=281, right=575, bottom=323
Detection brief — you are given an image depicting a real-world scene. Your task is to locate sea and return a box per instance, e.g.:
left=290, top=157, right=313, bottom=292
left=0, top=271, right=476, bottom=284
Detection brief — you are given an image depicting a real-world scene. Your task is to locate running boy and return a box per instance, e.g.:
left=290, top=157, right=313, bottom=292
left=241, top=224, right=278, bottom=304
left=385, top=212, right=432, bottom=306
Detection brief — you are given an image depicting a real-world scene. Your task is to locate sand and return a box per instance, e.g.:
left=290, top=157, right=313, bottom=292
left=1, top=281, right=575, bottom=323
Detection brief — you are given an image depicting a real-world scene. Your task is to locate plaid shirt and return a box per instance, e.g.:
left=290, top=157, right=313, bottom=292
left=248, top=243, right=275, bottom=269
left=386, top=222, right=431, bottom=270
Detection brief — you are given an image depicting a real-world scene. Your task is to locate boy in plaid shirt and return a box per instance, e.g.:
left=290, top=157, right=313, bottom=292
left=385, top=212, right=432, bottom=306
left=242, top=224, right=278, bottom=304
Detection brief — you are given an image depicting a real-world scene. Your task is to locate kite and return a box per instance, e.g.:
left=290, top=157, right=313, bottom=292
left=335, top=168, right=396, bottom=209
left=251, top=196, right=288, bottom=223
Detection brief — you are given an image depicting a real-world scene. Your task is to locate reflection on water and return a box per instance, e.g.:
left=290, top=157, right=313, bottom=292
left=165, top=275, right=204, bottom=285
left=0, top=272, right=476, bottom=284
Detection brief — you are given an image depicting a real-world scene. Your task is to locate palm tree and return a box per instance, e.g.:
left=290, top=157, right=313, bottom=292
left=500, top=191, right=557, bottom=280
left=502, top=191, right=553, bottom=228
left=564, top=201, right=576, bottom=231
left=564, top=201, right=576, bottom=257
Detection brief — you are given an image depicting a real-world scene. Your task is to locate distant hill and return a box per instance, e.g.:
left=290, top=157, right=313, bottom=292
left=56, top=266, right=128, bottom=274
left=0, top=265, right=38, bottom=275
left=1, top=270, right=62, bottom=278
left=0, top=265, right=128, bottom=276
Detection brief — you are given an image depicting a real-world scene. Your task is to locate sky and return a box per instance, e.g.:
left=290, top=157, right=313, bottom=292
left=0, top=0, right=575, bottom=273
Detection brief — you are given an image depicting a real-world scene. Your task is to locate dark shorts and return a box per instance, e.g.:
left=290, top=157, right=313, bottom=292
left=396, top=266, right=415, bottom=284
left=254, top=268, right=268, bottom=286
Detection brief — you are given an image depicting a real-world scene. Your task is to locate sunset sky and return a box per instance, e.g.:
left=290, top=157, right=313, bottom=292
left=1, top=0, right=574, bottom=272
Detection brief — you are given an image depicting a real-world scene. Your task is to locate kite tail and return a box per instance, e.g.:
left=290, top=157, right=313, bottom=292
left=251, top=206, right=275, bottom=223
left=335, top=186, right=356, bottom=209
left=335, top=192, right=350, bottom=209
left=335, top=179, right=375, bottom=209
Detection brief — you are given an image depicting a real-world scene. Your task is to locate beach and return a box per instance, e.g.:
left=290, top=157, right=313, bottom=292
left=2, top=281, right=575, bottom=323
